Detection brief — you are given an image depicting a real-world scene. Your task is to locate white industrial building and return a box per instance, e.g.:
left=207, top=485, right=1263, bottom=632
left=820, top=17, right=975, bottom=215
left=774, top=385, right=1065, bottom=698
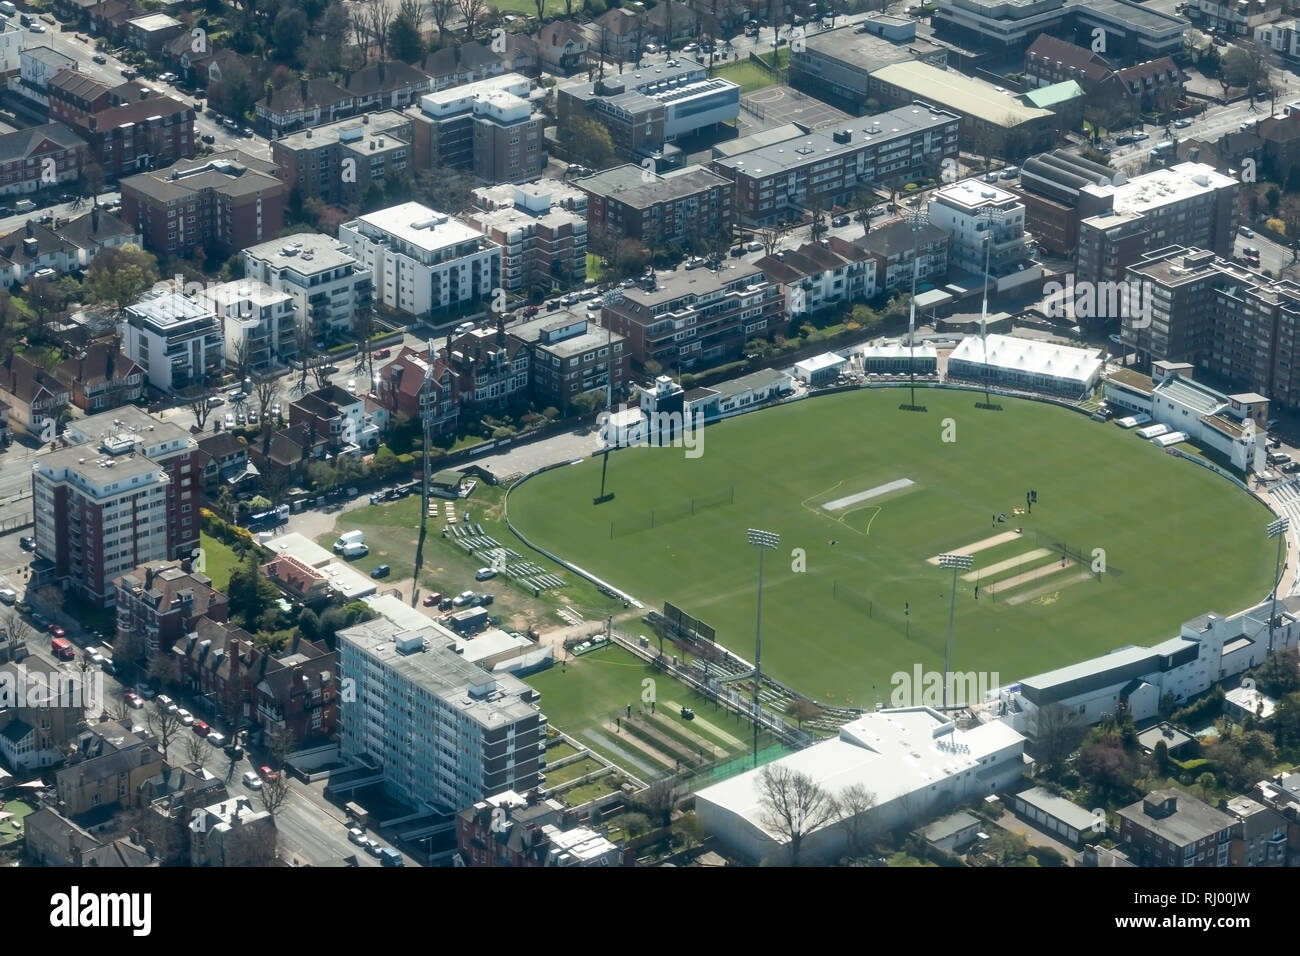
left=695, top=707, right=1025, bottom=865
left=927, top=177, right=1042, bottom=292
left=241, top=233, right=373, bottom=341
left=947, top=333, right=1103, bottom=396
left=1008, top=596, right=1300, bottom=743
left=339, top=202, right=501, bottom=318
left=336, top=618, right=547, bottom=813
left=1104, top=362, right=1266, bottom=474
left=793, top=352, right=848, bottom=386
left=120, top=290, right=225, bottom=392
left=858, top=342, right=938, bottom=374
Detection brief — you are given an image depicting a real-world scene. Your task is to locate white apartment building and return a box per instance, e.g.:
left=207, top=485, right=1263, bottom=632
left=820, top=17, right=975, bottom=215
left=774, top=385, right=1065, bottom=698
left=120, top=290, right=225, bottom=393
left=336, top=619, right=546, bottom=813
left=0, top=18, right=24, bottom=78
left=201, top=279, right=297, bottom=374
left=928, top=177, right=1042, bottom=292
left=338, top=202, right=501, bottom=319
left=241, top=232, right=373, bottom=343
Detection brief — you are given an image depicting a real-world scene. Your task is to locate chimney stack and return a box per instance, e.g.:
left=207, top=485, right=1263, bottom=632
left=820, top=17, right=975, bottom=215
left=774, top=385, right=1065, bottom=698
left=24, top=220, right=32, bottom=239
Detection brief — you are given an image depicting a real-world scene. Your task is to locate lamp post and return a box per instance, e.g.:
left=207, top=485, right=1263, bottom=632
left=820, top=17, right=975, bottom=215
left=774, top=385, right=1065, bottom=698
left=975, top=207, right=1001, bottom=411
left=938, top=553, right=974, bottom=711
left=900, top=206, right=927, bottom=412
left=1267, top=517, right=1289, bottom=653
left=747, top=528, right=779, bottom=767
left=594, top=288, right=623, bottom=505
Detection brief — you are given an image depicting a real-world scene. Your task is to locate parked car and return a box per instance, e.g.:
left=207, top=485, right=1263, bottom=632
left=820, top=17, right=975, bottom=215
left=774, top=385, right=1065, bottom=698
left=135, top=684, right=156, bottom=700
left=259, top=765, right=279, bottom=783
left=125, top=692, right=143, bottom=709
left=373, top=347, right=391, bottom=358
left=478, top=594, right=494, bottom=607
left=1283, top=462, right=1300, bottom=474
left=176, top=709, right=194, bottom=726
left=475, top=567, right=497, bottom=581
left=0, top=588, right=15, bottom=605
left=92, top=53, right=106, bottom=64
left=1268, top=452, right=1292, bottom=465
left=223, top=413, right=234, bottom=428
left=371, top=564, right=391, bottom=579
left=1174, top=118, right=1191, bottom=129
left=200, top=133, right=215, bottom=144
left=364, top=839, right=383, bottom=857
left=207, top=731, right=227, bottom=748
left=348, top=827, right=366, bottom=845
left=19, top=535, right=34, bottom=551
left=192, top=720, right=210, bottom=736
left=559, top=293, right=580, bottom=306
left=423, top=591, right=443, bottom=606
left=1240, top=226, right=1255, bottom=238
left=832, top=215, right=850, bottom=227
left=46, top=623, right=65, bottom=638
left=243, top=770, right=263, bottom=790
left=452, top=589, right=476, bottom=607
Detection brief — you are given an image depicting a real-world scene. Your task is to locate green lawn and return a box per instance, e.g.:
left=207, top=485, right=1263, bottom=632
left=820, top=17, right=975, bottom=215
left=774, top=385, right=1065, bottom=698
left=489, top=0, right=567, bottom=17
left=315, top=483, right=623, bottom=631
left=0, top=798, right=35, bottom=848
left=527, top=645, right=775, bottom=779
left=198, top=531, right=242, bottom=593
left=508, top=389, right=1276, bottom=705
left=713, top=60, right=780, bottom=94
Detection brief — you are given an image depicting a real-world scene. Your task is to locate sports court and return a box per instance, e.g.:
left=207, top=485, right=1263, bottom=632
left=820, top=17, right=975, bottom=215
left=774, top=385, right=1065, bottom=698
left=742, top=86, right=852, bottom=129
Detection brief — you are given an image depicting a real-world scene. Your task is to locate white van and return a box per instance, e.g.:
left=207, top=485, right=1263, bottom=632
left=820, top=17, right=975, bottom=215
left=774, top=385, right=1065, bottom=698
left=334, top=530, right=364, bottom=552
left=0, top=3, right=15, bottom=17
left=341, top=541, right=369, bottom=559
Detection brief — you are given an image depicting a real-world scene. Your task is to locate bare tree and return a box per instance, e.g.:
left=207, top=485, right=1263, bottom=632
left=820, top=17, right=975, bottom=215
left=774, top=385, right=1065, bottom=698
left=265, top=726, right=295, bottom=769
left=785, top=698, right=821, bottom=730
left=353, top=309, right=376, bottom=391
left=260, top=772, right=291, bottom=815
left=426, top=0, right=456, bottom=38
left=756, top=222, right=790, bottom=257
left=456, top=0, right=488, bottom=38
left=183, top=730, right=209, bottom=767
left=349, top=3, right=373, bottom=55
left=836, top=783, right=876, bottom=860
left=2, top=607, right=39, bottom=655
left=756, top=763, right=839, bottom=866
left=366, top=0, right=396, bottom=59
left=1032, top=703, right=1085, bottom=773
left=146, top=702, right=183, bottom=761
left=228, top=336, right=251, bottom=384
left=630, top=777, right=681, bottom=828
left=253, top=373, right=278, bottom=425
left=309, top=353, right=333, bottom=390
left=294, top=319, right=314, bottom=394
left=398, top=0, right=426, bottom=30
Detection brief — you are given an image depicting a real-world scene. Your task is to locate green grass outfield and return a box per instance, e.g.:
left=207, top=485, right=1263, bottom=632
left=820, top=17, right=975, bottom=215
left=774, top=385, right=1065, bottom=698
left=713, top=60, right=781, bottom=94
left=508, top=389, right=1276, bottom=705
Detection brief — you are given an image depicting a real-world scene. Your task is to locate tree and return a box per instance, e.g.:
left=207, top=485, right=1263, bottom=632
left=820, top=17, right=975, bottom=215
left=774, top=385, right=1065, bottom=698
left=756, top=764, right=838, bottom=866
left=226, top=550, right=280, bottom=629
left=260, top=772, right=291, bottom=815
left=756, top=222, right=790, bottom=257
left=366, top=0, right=396, bottom=58
left=183, top=729, right=209, bottom=767
left=294, top=318, right=314, bottom=393
left=785, top=698, right=821, bottom=730
left=570, top=389, right=607, bottom=416
left=146, top=701, right=183, bottom=760
left=389, top=12, right=424, bottom=62
left=1077, top=732, right=1140, bottom=802
left=229, top=335, right=252, bottom=383
left=984, top=830, right=1033, bottom=866
left=83, top=245, right=161, bottom=326
left=836, top=782, right=876, bottom=859
left=612, top=238, right=651, bottom=277
left=1, top=608, right=38, bottom=655
left=265, top=726, right=294, bottom=768
left=631, top=777, right=680, bottom=828
left=426, top=0, right=456, bottom=37
left=182, top=384, right=214, bottom=430
left=207, top=58, right=257, bottom=122
left=559, top=115, right=616, bottom=172
left=1032, top=703, right=1085, bottom=774
left=622, top=811, right=651, bottom=837
left=809, top=207, right=828, bottom=243
left=25, top=277, right=66, bottom=344
left=253, top=373, right=278, bottom=425
left=455, top=0, right=488, bottom=37
left=272, top=7, right=310, bottom=63
left=79, top=162, right=106, bottom=199
left=353, top=309, right=376, bottom=390
left=1222, top=41, right=1273, bottom=111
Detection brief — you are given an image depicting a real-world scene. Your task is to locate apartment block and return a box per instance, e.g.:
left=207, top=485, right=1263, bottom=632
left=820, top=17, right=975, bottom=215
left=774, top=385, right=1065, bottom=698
left=557, top=57, right=739, bottom=160
left=407, top=74, right=543, bottom=184
left=1125, top=246, right=1300, bottom=408
left=0, top=123, right=90, bottom=196
left=852, top=219, right=950, bottom=294
left=709, top=106, right=959, bottom=227
left=120, top=150, right=285, bottom=258
left=1119, top=789, right=1233, bottom=866
left=928, top=177, right=1042, bottom=292
left=755, top=236, right=877, bottom=317
left=1076, top=162, right=1238, bottom=299
left=200, top=279, right=297, bottom=374
left=114, top=559, right=229, bottom=658
left=339, top=202, right=501, bottom=319
left=1014, top=149, right=1117, bottom=257
left=241, top=233, right=372, bottom=342
left=601, top=263, right=783, bottom=370
left=33, top=406, right=202, bottom=607
left=74, top=92, right=195, bottom=182
left=510, top=310, right=629, bottom=410
left=467, top=181, right=587, bottom=292
left=381, top=345, right=459, bottom=436
left=120, top=289, right=225, bottom=392
left=337, top=619, right=547, bottom=814
left=445, top=321, right=531, bottom=410
left=576, top=163, right=733, bottom=253
left=270, top=110, right=412, bottom=207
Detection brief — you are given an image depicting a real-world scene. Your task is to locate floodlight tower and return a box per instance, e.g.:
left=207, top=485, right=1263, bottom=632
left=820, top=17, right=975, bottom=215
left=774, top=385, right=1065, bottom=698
left=975, top=206, right=1002, bottom=411
left=938, top=553, right=974, bottom=711
left=594, top=288, right=623, bottom=505
left=1267, top=517, right=1290, bottom=653
left=900, top=205, right=928, bottom=412
left=747, top=528, right=780, bottom=767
